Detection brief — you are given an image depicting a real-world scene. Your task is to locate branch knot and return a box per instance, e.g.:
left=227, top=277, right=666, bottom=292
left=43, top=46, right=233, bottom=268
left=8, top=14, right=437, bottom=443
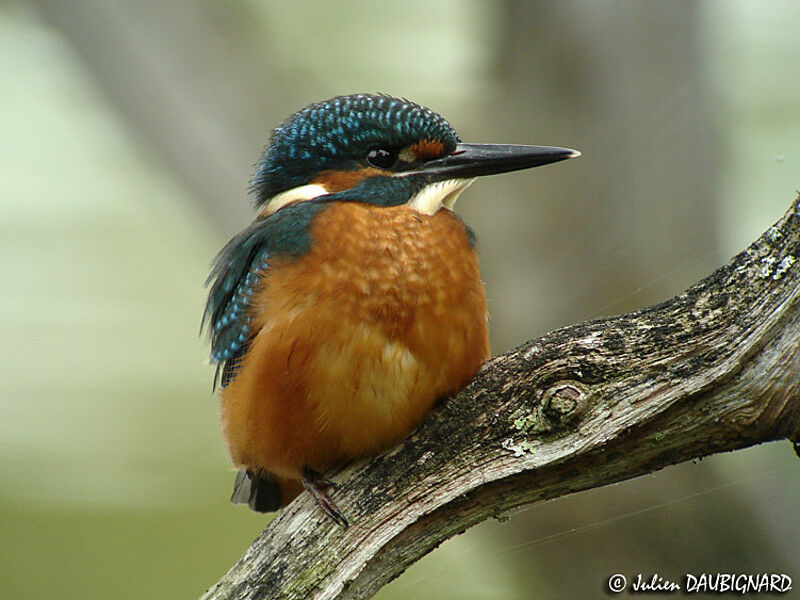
left=542, top=381, right=590, bottom=427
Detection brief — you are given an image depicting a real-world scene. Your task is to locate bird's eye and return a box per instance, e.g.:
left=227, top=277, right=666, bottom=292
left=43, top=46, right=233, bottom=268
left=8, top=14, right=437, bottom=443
left=366, top=148, right=399, bottom=169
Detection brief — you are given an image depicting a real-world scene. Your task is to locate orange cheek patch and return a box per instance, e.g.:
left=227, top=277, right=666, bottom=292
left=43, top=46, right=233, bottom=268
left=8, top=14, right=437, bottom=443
left=408, top=139, right=446, bottom=160
left=312, top=167, right=390, bottom=192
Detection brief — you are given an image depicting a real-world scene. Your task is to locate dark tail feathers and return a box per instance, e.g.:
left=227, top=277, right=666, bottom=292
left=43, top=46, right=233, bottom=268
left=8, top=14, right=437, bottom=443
left=230, top=469, right=282, bottom=513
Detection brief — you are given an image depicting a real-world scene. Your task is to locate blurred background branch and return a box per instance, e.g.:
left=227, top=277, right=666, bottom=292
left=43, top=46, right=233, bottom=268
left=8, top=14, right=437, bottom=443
left=31, top=0, right=306, bottom=232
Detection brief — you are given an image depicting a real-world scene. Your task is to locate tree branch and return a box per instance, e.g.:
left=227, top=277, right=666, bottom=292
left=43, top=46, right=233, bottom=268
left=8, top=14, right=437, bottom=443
left=201, top=195, right=800, bottom=600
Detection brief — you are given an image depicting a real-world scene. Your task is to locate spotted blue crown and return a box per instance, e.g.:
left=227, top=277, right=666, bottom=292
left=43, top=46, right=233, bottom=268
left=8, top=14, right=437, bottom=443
left=251, top=93, right=460, bottom=206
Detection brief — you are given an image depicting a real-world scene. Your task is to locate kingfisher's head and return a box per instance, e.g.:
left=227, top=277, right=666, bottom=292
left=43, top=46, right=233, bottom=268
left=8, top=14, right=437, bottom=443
left=252, top=93, right=579, bottom=216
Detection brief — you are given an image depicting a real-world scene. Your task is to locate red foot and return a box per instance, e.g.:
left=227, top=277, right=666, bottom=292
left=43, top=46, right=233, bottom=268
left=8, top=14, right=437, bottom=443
left=302, top=466, right=349, bottom=528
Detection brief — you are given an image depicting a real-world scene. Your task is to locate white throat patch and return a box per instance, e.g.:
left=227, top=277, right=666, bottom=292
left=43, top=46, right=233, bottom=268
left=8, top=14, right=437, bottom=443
left=262, top=183, right=328, bottom=216
left=406, top=178, right=475, bottom=215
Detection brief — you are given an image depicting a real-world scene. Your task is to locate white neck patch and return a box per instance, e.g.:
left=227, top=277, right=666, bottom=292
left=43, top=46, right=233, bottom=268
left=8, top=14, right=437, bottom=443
left=262, top=178, right=476, bottom=217
left=406, top=178, right=475, bottom=215
left=262, top=183, right=328, bottom=216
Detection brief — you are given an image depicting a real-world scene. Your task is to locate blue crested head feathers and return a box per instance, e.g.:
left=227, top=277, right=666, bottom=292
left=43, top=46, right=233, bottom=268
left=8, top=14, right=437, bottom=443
left=250, top=93, right=460, bottom=206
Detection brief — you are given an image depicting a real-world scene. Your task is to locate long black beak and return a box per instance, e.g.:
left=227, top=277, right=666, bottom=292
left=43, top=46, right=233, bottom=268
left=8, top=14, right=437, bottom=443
left=404, top=143, right=580, bottom=181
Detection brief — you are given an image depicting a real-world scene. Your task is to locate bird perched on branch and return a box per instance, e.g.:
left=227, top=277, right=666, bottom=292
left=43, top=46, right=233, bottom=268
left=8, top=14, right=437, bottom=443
left=204, top=93, right=579, bottom=526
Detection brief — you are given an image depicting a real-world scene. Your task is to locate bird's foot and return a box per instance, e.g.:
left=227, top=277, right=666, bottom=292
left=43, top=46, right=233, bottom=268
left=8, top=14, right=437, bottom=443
left=301, top=466, right=348, bottom=528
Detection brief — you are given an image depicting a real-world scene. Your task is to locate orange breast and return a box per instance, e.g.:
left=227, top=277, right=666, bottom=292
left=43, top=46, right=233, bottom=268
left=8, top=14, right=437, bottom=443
left=219, top=202, right=489, bottom=480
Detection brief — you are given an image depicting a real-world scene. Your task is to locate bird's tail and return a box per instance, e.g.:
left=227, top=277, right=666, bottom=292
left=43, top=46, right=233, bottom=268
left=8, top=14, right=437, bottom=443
left=230, top=469, right=282, bottom=513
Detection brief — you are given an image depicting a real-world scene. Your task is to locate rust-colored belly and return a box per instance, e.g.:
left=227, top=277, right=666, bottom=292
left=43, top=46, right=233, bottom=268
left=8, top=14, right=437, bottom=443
left=220, top=202, right=489, bottom=480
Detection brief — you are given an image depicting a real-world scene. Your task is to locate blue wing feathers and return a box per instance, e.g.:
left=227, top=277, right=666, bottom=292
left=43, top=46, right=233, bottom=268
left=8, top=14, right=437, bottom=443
left=203, top=202, right=324, bottom=389
left=204, top=223, right=271, bottom=389
left=209, top=247, right=269, bottom=362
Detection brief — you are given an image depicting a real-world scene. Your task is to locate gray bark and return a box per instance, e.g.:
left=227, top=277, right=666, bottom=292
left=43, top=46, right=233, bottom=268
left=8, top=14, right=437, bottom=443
left=199, top=197, right=800, bottom=599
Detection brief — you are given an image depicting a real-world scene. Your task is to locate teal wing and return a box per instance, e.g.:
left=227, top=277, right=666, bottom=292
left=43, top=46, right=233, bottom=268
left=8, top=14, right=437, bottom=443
left=203, top=203, right=323, bottom=389
left=203, top=224, right=271, bottom=389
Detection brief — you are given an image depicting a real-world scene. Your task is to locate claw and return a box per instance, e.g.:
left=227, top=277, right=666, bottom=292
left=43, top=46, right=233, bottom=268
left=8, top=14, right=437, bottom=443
left=302, top=467, right=349, bottom=528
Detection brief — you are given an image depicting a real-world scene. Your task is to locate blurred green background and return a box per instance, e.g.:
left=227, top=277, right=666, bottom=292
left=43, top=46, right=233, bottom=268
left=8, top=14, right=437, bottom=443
left=2, top=1, right=799, bottom=598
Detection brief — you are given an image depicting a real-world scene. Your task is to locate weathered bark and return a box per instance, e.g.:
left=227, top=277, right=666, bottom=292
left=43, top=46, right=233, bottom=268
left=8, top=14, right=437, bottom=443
left=201, top=196, right=800, bottom=600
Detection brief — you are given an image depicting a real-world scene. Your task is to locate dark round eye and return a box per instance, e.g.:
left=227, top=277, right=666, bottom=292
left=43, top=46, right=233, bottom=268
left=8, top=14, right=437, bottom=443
left=366, top=148, right=399, bottom=169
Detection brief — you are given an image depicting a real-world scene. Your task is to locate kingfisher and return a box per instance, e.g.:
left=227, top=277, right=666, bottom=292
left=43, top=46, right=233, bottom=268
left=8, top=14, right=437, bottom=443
left=204, top=93, right=578, bottom=526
